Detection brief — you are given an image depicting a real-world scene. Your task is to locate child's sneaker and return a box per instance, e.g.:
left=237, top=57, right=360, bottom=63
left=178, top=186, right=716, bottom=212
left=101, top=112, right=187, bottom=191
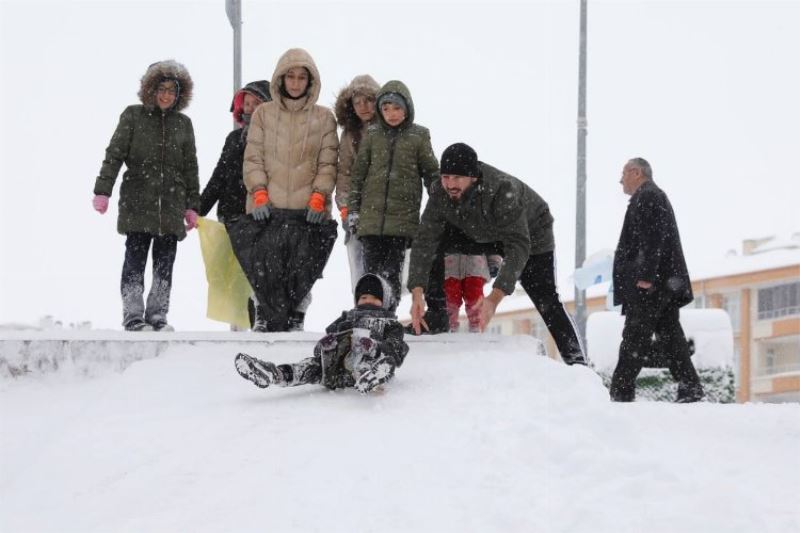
left=234, top=353, right=284, bottom=388
left=355, top=355, right=396, bottom=394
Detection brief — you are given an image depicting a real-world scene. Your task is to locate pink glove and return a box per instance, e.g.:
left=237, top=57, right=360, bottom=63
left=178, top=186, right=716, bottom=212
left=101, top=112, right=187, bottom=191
left=184, top=209, right=199, bottom=231
left=92, top=194, right=109, bottom=214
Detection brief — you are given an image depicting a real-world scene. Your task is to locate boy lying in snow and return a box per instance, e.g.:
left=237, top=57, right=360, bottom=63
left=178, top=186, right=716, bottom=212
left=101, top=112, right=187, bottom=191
left=235, top=273, right=409, bottom=394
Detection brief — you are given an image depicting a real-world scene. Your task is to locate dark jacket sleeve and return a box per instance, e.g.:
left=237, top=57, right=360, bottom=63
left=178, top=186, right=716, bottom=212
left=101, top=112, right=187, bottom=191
left=489, top=181, right=532, bottom=294
left=416, top=128, right=440, bottom=192
left=633, top=188, right=667, bottom=283
left=324, top=312, right=351, bottom=335
left=380, top=320, right=409, bottom=367
left=182, top=117, right=200, bottom=211
left=407, top=192, right=447, bottom=291
left=94, top=106, right=135, bottom=197
left=199, top=132, right=237, bottom=216
left=348, top=133, right=372, bottom=213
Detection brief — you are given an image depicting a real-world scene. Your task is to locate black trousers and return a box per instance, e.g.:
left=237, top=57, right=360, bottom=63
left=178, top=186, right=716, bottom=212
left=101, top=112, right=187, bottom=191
left=610, top=294, right=702, bottom=401
left=519, top=251, right=584, bottom=360
left=360, top=235, right=407, bottom=313
left=121, top=232, right=177, bottom=327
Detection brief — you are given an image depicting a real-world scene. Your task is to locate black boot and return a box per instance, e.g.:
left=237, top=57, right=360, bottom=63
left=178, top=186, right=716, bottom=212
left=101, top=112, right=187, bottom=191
left=288, top=311, right=305, bottom=332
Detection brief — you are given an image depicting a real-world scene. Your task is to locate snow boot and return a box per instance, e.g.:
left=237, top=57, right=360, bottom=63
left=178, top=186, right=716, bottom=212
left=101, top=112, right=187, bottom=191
left=234, top=353, right=286, bottom=388
left=355, top=354, right=397, bottom=394
left=288, top=311, right=305, bottom=332
left=125, top=319, right=153, bottom=332
left=149, top=320, right=174, bottom=332
left=675, top=382, right=705, bottom=403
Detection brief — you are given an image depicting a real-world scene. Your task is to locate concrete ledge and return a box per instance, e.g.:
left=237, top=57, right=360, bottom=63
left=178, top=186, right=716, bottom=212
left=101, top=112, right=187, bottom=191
left=0, top=330, right=516, bottom=380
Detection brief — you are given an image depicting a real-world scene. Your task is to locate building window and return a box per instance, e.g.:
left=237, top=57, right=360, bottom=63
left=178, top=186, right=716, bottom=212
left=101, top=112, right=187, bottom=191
left=757, top=281, right=800, bottom=320
left=722, top=293, right=741, bottom=333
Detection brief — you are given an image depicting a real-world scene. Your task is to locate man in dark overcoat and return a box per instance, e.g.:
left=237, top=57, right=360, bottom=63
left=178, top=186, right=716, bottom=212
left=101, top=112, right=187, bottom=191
left=611, top=157, right=704, bottom=402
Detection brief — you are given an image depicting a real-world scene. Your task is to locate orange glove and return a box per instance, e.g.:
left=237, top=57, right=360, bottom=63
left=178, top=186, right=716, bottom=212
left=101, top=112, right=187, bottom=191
left=252, top=189, right=269, bottom=207
left=306, top=192, right=326, bottom=224
left=340, top=207, right=348, bottom=221
left=251, top=189, right=270, bottom=221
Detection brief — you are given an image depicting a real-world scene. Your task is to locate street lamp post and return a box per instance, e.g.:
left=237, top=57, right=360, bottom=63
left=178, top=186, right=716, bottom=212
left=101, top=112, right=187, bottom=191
left=575, top=0, right=588, bottom=350
left=225, top=0, right=242, bottom=126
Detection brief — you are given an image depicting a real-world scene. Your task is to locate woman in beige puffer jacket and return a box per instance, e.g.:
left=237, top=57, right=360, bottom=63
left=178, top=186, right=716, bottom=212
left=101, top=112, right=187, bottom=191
left=244, top=48, right=339, bottom=217
left=240, top=48, right=339, bottom=331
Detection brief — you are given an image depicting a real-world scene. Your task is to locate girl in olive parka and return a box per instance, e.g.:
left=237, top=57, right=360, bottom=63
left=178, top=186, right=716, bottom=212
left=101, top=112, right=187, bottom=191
left=348, top=80, right=440, bottom=310
left=92, top=60, right=200, bottom=332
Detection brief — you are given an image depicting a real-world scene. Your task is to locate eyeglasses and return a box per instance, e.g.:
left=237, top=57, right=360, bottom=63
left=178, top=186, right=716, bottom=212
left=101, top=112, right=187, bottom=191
left=157, top=86, right=177, bottom=96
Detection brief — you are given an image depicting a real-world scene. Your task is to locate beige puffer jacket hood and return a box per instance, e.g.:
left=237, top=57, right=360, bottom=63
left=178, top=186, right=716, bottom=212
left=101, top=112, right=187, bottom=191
left=137, top=60, right=193, bottom=112
left=243, top=48, right=338, bottom=213
left=333, top=74, right=380, bottom=211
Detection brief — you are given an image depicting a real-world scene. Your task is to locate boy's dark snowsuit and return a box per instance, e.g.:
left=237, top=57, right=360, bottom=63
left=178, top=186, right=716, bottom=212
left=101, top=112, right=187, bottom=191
left=281, top=302, right=409, bottom=390
left=235, top=274, right=409, bottom=393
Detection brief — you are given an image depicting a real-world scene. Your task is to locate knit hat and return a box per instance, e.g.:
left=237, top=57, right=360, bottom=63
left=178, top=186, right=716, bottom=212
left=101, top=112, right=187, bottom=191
left=440, top=143, right=480, bottom=178
left=354, top=274, right=384, bottom=305
left=378, top=92, right=408, bottom=114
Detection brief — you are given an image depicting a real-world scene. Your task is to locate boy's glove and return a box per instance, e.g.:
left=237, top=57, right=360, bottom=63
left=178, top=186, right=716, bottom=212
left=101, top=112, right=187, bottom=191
left=339, top=207, right=348, bottom=229
left=346, top=212, right=359, bottom=235
left=184, top=209, right=198, bottom=231
left=251, top=189, right=270, bottom=221
left=92, top=194, right=109, bottom=214
left=306, top=192, right=325, bottom=224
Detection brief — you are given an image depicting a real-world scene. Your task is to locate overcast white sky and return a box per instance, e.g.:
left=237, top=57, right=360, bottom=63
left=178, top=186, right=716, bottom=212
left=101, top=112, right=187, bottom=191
left=1, top=0, right=798, bottom=331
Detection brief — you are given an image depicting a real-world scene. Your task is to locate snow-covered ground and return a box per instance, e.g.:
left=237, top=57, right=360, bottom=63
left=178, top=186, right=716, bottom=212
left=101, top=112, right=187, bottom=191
left=1, top=334, right=799, bottom=533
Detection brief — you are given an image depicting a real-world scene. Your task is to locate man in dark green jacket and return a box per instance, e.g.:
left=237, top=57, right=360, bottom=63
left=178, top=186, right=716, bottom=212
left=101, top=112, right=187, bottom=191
left=93, top=60, right=200, bottom=332
left=408, top=143, right=586, bottom=365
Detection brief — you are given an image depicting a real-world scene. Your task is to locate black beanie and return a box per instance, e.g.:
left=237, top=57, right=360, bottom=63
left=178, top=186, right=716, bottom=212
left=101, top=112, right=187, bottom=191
left=440, top=143, right=480, bottom=178
left=355, top=274, right=384, bottom=304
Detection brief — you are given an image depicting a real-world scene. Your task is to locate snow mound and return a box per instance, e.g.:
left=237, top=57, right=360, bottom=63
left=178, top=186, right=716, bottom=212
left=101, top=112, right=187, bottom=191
left=1, top=335, right=798, bottom=533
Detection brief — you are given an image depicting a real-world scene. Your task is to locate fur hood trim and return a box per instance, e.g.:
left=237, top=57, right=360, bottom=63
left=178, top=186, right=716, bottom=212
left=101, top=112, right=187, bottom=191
left=334, top=74, right=380, bottom=133
left=138, top=60, right=193, bottom=112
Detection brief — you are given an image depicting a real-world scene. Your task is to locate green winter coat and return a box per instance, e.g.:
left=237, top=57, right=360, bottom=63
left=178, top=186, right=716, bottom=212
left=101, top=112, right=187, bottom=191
left=408, top=163, right=554, bottom=295
left=94, top=61, right=199, bottom=240
left=349, top=80, right=439, bottom=240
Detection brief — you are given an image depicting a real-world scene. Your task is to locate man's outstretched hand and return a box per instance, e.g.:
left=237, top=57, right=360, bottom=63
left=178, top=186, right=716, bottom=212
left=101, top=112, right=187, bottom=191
left=409, top=287, right=428, bottom=335
left=476, top=288, right=506, bottom=332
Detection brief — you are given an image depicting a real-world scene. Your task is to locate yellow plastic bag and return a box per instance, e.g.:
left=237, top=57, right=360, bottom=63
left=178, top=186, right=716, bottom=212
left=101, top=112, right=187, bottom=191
left=197, top=217, right=252, bottom=330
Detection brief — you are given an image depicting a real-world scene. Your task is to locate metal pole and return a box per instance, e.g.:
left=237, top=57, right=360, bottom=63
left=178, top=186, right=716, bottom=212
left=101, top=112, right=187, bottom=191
left=226, top=0, right=242, bottom=126
left=574, top=0, right=588, bottom=350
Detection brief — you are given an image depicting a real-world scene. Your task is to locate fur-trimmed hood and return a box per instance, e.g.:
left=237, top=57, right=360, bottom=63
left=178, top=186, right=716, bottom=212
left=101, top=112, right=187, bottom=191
left=138, top=60, right=194, bottom=112
left=270, top=48, right=322, bottom=111
left=334, top=74, right=380, bottom=135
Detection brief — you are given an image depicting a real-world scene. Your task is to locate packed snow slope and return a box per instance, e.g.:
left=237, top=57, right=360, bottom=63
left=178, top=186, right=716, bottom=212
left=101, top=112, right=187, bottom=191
left=1, top=334, right=798, bottom=533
